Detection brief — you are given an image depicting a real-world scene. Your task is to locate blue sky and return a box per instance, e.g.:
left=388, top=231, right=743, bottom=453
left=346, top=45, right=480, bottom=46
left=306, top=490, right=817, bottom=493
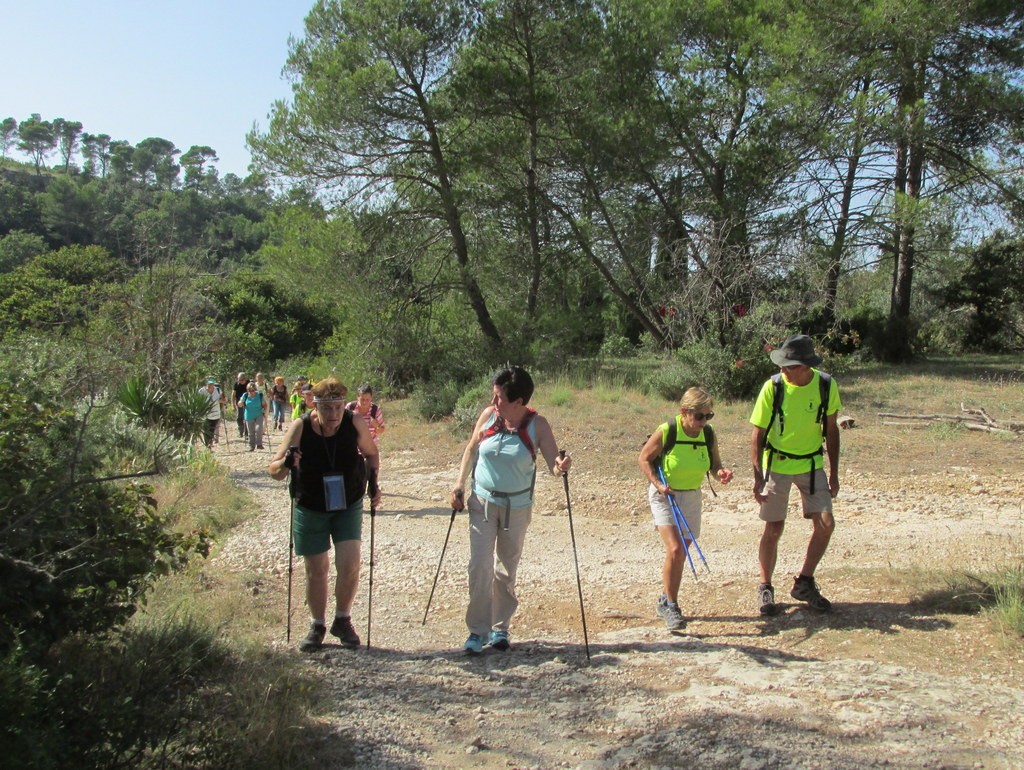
left=0, top=1, right=310, bottom=178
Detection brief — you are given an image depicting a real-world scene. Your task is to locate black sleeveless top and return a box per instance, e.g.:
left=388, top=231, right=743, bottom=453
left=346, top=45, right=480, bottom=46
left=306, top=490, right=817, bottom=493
left=296, top=411, right=366, bottom=511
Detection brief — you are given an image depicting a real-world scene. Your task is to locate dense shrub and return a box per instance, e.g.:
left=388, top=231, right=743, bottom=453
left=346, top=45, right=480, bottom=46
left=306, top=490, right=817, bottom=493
left=0, top=382, right=209, bottom=657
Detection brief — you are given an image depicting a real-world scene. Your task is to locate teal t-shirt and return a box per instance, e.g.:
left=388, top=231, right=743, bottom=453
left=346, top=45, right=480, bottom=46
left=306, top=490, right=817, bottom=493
left=240, top=392, right=265, bottom=420
left=749, top=370, right=841, bottom=474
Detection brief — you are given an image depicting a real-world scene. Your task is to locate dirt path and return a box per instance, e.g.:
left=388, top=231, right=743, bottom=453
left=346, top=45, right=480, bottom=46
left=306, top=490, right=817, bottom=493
left=210, top=415, right=1024, bottom=769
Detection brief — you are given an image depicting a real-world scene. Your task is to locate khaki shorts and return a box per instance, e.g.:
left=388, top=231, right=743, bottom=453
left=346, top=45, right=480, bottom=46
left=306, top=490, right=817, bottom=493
left=648, top=484, right=702, bottom=539
left=758, top=469, right=832, bottom=522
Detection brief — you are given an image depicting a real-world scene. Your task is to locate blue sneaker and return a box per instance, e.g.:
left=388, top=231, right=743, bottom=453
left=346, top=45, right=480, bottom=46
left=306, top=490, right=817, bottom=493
left=463, top=633, right=484, bottom=655
left=488, top=630, right=511, bottom=651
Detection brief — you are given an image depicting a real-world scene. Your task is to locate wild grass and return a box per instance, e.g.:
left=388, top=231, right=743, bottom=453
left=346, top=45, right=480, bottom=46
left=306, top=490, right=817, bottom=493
left=911, top=567, right=1024, bottom=642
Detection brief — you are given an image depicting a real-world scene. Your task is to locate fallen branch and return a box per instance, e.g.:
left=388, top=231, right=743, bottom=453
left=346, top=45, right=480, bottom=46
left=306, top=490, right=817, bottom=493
left=876, top=405, right=1023, bottom=436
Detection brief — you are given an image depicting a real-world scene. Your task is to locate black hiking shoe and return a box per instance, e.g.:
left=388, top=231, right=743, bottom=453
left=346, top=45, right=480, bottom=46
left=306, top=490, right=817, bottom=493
left=299, top=622, right=326, bottom=652
left=330, top=616, right=361, bottom=649
left=758, top=583, right=781, bottom=616
left=656, top=594, right=685, bottom=630
left=790, top=575, right=832, bottom=612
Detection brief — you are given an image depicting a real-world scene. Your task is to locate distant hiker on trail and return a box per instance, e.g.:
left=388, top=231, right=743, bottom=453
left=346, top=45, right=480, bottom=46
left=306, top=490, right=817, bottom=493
left=268, top=377, right=380, bottom=653
left=199, top=379, right=225, bottom=449
left=290, top=377, right=310, bottom=420
left=238, top=381, right=268, bottom=452
left=639, top=386, right=733, bottom=630
left=750, top=334, right=841, bottom=616
left=346, top=384, right=385, bottom=446
left=271, top=376, right=289, bottom=431
left=233, top=372, right=250, bottom=439
left=448, top=366, right=572, bottom=655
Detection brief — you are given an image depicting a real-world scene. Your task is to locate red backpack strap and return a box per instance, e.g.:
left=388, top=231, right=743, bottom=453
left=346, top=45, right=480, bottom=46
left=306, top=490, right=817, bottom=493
left=518, top=409, right=537, bottom=461
left=479, top=408, right=538, bottom=461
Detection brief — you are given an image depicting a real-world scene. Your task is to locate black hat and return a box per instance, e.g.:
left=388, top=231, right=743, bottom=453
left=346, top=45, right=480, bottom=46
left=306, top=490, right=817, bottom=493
left=769, top=335, right=823, bottom=367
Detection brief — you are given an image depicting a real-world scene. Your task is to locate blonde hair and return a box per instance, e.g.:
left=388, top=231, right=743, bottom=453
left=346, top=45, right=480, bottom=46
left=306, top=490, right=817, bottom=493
left=311, top=376, right=348, bottom=401
left=679, top=386, right=713, bottom=413
left=274, top=376, right=285, bottom=385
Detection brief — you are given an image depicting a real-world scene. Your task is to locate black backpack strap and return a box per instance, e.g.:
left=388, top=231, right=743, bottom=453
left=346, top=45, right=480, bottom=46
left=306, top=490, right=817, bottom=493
left=817, top=372, right=832, bottom=436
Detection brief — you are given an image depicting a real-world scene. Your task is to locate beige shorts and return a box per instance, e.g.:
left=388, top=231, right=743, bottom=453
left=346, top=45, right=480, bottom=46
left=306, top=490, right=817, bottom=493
left=758, top=469, right=832, bottom=522
left=648, top=484, right=702, bottom=539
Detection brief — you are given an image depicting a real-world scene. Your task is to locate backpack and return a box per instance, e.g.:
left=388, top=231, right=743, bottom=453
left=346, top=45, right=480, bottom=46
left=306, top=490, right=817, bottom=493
left=658, top=417, right=717, bottom=496
left=764, top=371, right=832, bottom=437
left=480, top=408, right=537, bottom=461
left=762, top=370, right=833, bottom=493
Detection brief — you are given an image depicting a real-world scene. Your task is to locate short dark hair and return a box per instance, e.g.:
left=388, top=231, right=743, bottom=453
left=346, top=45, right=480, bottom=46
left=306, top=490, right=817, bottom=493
left=357, top=384, right=373, bottom=396
left=492, top=366, right=534, bottom=405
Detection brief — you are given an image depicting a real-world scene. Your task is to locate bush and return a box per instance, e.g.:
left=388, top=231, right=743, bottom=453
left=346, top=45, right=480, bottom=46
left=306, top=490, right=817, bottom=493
left=1, top=615, right=323, bottom=769
left=411, top=377, right=465, bottom=422
left=0, top=382, right=210, bottom=657
left=451, top=378, right=493, bottom=434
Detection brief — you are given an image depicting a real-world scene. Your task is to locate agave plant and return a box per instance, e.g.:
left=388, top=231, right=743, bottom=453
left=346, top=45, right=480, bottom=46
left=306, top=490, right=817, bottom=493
left=116, top=377, right=207, bottom=442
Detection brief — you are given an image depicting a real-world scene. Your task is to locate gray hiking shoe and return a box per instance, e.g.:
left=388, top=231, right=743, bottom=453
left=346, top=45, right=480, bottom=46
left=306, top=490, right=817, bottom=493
left=758, top=583, right=781, bottom=616
left=329, top=615, right=361, bottom=648
left=299, top=622, right=326, bottom=652
left=790, top=575, right=832, bottom=612
left=656, top=595, right=685, bottom=630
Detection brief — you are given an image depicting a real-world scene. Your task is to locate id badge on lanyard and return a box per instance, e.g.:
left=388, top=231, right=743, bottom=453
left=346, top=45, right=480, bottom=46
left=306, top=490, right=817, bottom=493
left=323, top=473, right=347, bottom=512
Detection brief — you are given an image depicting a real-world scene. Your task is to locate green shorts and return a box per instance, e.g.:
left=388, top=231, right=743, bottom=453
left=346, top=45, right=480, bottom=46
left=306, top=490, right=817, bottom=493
left=293, top=498, right=363, bottom=556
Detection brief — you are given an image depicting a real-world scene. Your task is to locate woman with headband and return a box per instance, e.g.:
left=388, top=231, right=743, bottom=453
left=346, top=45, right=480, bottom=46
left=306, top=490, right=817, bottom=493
left=269, top=377, right=381, bottom=652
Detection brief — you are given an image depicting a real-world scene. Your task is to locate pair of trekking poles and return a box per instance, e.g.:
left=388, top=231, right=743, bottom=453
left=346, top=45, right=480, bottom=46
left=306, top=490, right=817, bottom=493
left=285, top=462, right=380, bottom=648
left=655, top=466, right=711, bottom=580
left=421, top=451, right=591, bottom=661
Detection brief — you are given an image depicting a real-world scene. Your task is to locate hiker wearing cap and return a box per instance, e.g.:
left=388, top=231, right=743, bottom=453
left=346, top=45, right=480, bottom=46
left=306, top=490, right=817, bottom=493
left=269, top=377, right=381, bottom=652
left=750, top=334, right=841, bottom=616
left=448, top=366, right=572, bottom=655
left=238, top=381, right=268, bottom=451
left=199, top=379, right=224, bottom=449
left=639, top=386, right=733, bottom=630
left=290, top=377, right=310, bottom=420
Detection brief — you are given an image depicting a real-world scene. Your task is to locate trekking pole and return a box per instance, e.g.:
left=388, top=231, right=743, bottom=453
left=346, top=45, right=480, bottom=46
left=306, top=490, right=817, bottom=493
left=366, top=466, right=379, bottom=649
left=657, top=467, right=711, bottom=574
left=422, top=491, right=461, bottom=625
left=286, top=464, right=296, bottom=643
left=656, top=466, right=698, bottom=579
left=559, top=450, right=590, bottom=662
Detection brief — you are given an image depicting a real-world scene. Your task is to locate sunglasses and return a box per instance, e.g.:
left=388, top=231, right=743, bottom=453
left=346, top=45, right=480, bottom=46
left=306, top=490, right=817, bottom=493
left=688, top=411, right=714, bottom=421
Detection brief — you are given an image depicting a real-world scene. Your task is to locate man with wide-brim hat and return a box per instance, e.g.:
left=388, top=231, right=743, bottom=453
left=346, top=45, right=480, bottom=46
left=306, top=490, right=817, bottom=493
left=749, top=334, right=841, bottom=617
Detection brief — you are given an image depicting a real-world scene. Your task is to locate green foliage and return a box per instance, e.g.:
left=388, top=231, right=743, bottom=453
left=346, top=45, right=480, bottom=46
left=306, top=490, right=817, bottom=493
left=0, top=616, right=322, bottom=769
left=0, top=229, right=46, bottom=272
left=0, top=382, right=209, bottom=657
left=412, top=377, right=465, bottom=422
left=116, top=376, right=209, bottom=443
left=451, top=377, right=494, bottom=434
left=939, top=234, right=1024, bottom=352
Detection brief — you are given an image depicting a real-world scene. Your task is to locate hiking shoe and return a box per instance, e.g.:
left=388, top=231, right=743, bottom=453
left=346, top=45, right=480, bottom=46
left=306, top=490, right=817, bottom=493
left=330, top=616, right=361, bottom=648
left=464, top=633, right=484, bottom=655
left=488, top=630, right=511, bottom=651
left=299, top=622, right=326, bottom=652
left=791, top=575, right=832, bottom=612
left=656, top=594, right=685, bottom=630
left=758, top=583, right=781, bottom=616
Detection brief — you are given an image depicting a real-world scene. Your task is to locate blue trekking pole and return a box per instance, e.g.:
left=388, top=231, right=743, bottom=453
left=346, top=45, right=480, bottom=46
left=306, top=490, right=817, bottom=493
left=656, top=466, right=707, bottom=577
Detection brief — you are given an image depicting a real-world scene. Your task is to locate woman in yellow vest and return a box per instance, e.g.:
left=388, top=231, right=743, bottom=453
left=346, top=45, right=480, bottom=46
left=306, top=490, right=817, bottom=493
left=638, top=386, right=733, bottom=630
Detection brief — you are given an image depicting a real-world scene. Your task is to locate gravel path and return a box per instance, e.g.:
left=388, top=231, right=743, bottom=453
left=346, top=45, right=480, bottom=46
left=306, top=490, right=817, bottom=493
left=210, top=421, right=1024, bottom=769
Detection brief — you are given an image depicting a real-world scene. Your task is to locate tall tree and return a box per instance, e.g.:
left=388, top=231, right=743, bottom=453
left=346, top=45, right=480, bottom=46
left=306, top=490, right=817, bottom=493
left=17, top=115, right=56, bottom=174
left=51, top=118, right=83, bottom=172
left=0, top=117, right=17, bottom=161
left=250, top=0, right=503, bottom=344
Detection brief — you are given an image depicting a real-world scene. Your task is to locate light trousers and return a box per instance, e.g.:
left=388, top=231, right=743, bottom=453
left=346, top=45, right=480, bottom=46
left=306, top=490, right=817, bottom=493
left=465, top=493, right=533, bottom=637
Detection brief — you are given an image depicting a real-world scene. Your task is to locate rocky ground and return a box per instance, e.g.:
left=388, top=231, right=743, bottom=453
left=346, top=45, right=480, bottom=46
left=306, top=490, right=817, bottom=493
left=210, top=410, right=1024, bottom=769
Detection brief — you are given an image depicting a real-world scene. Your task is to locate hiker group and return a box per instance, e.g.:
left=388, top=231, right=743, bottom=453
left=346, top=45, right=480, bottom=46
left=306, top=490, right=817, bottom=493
left=260, top=334, right=840, bottom=655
